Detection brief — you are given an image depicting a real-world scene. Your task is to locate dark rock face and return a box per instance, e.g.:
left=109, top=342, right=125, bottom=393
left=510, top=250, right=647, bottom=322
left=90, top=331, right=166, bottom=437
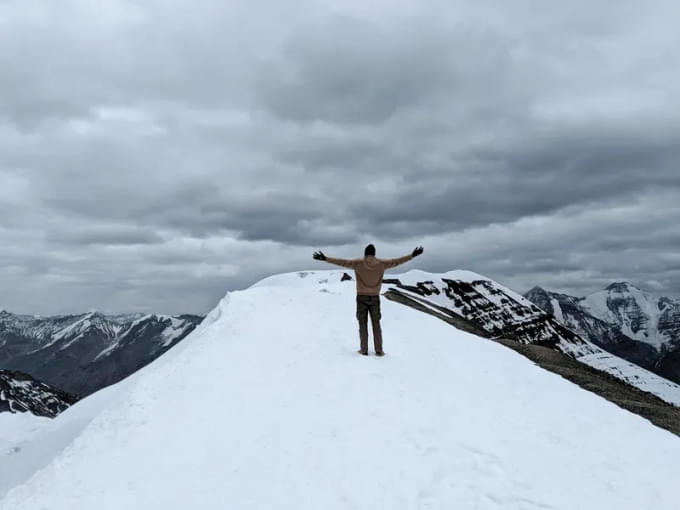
left=0, top=311, right=203, bottom=398
left=524, top=287, right=556, bottom=315
left=659, top=299, right=680, bottom=349
left=383, top=278, right=595, bottom=358
left=524, top=285, right=680, bottom=382
left=0, top=369, right=77, bottom=417
left=657, top=348, right=680, bottom=383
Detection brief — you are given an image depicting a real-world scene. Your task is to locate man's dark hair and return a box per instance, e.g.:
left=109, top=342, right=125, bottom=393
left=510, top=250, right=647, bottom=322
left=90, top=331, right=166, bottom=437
left=364, top=244, right=376, bottom=256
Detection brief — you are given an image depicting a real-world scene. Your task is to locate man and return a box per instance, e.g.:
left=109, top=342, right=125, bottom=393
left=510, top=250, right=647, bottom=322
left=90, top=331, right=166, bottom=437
left=312, top=244, right=424, bottom=356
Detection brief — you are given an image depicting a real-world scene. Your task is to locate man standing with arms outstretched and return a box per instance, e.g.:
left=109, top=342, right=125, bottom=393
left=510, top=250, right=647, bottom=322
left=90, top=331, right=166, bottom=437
left=313, top=244, right=424, bottom=356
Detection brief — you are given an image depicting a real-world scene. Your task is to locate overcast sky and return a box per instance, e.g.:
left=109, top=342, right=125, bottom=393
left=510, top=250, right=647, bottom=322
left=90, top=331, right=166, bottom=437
left=1, top=0, right=680, bottom=315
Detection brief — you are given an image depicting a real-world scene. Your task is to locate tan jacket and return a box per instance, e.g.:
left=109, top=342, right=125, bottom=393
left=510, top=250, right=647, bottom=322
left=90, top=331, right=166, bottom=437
left=325, top=254, right=413, bottom=296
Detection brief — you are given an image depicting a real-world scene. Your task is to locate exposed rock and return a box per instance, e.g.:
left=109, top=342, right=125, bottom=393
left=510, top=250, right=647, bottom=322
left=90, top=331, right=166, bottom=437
left=0, top=369, right=77, bottom=417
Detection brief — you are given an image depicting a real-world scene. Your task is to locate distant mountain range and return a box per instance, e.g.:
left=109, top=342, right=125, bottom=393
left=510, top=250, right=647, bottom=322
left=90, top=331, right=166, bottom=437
left=524, top=283, right=680, bottom=384
left=0, top=310, right=203, bottom=400
left=0, top=369, right=77, bottom=417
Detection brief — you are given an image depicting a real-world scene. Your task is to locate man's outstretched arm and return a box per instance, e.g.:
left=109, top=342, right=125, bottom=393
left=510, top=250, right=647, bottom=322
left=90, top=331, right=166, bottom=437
left=313, top=251, right=358, bottom=269
left=383, top=246, right=424, bottom=269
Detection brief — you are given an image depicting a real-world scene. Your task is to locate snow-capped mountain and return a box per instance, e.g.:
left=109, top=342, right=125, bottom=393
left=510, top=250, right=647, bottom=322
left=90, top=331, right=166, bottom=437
left=0, top=370, right=76, bottom=417
left=1, top=269, right=678, bottom=509
left=0, top=311, right=203, bottom=397
left=582, top=283, right=680, bottom=349
left=524, top=287, right=659, bottom=368
left=527, top=282, right=680, bottom=350
left=380, top=271, right=680, bottom=406
left=525, top=284, right=680, bottom=384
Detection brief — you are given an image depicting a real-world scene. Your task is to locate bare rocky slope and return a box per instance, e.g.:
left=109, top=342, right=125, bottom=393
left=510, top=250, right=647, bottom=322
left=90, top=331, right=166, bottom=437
left=0, top=370, right=77, bottom=417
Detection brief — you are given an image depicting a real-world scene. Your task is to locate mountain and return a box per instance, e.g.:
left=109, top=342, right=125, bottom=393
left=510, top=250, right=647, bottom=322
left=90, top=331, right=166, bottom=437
left=582, top=282, right=680, bottom=349
left=0, top=370, right=77, bottom=417
left=524, top=284, right=680, bottom=384
left=383, top=272, right=591, bottom=355
left=0, top=311, right=203, bottom=397
left=524, top=286, right=660, bottom=369
left=0, top=269, right=678, bottom=509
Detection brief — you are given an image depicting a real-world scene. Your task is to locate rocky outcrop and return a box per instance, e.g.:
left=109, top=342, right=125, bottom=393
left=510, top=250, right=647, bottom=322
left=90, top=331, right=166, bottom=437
left=384, top=277, right=593, bottom=357
left=0, top=369, right=77, bottom=417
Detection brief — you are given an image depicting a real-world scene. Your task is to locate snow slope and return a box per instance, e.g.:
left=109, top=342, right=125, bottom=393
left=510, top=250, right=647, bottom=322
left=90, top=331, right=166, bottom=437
left=2, top=271, right=679, bottom=509
left=0, top=384, right=123, bottom=498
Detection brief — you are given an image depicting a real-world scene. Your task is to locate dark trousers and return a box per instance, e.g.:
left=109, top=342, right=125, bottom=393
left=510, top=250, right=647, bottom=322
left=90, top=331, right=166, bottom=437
left=356, top=295, right=383, bottom=353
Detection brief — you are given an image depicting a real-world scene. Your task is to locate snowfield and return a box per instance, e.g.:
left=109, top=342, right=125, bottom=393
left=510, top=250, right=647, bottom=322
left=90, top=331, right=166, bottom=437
left=1, top=270, right=679, bottom=509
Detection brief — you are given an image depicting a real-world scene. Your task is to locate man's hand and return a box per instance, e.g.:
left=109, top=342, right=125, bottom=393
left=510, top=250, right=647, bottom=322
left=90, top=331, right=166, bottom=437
left=412, top=246, right=424, bottom=258
left=313, top=251, right=327, bottom=261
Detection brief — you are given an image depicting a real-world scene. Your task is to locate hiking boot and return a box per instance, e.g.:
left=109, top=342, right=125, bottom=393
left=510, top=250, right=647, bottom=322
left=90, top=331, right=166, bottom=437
left=357, top=350, right=368, bottom=356
left=375, top=351, right=385, bottom=357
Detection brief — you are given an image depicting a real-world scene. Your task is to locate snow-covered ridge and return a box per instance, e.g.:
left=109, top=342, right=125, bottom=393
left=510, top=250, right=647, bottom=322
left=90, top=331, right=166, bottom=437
left=2, top=271, right=679, bottom=509
left=251, top=270, right=680, bottom=406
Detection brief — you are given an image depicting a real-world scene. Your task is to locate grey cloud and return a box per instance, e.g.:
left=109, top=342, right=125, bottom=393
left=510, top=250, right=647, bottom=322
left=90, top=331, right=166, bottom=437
left=346, top=123, right=680, bottom=237
left=1, top=0, right=680, bottom=314
left=47, top=226, right=164, bottom=246
left=136, top=189, right=359, bottom=245
left=255, top=16, right=522, bottom=125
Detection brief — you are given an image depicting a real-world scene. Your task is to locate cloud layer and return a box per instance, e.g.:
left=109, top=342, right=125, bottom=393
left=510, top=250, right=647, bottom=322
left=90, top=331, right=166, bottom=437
left=1, top=0, right=679, bottom=314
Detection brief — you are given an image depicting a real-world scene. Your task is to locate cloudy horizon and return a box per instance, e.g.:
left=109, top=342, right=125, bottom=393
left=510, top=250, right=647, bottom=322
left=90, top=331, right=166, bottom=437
left=1, top=0, right=680, bottom=316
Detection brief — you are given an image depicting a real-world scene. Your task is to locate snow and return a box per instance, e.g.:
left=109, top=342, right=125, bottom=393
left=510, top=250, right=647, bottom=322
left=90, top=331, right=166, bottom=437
left=0, top=412, right=53, bottom=492
left=579, top=351, right=680, bottom=404
left=551, top=298, right=564, bottom=322
left=250, top=270, right=350, bottom=289
left=0, top=384, right=123, bottom=498
left=0, top=412, right=49, bottom=446
left=582, top=291, right=614, bottom=323
left=50, top=316, right=92, bottom=344
left=159, top=316, right=190, bottom=347
left=92, top=339, right=121, bottom=361
left=626, top=286, right=663, bottom=343
left=394, top=269, right=544, bottom=318
left=93, top=314, right=154, bottom=361
left=582, top=285, right=667, bottom=350
left=44, top=312, right=120, bottom=350
left=2, top=271, right=680, bottom=509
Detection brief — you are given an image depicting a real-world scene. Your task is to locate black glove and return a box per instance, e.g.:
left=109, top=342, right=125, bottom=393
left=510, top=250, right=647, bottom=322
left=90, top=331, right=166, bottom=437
left=313, top=251, right=327, bottom=261
left=412, top=246, right=424, bottom=258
